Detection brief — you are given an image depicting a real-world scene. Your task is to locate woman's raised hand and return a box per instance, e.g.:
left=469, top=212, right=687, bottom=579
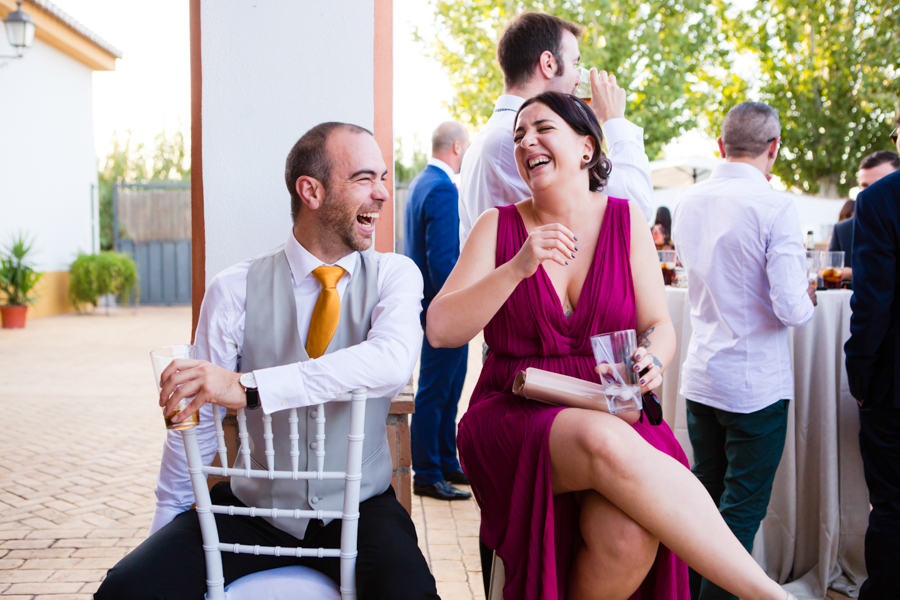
left=509, top=223, right=578, bottom=280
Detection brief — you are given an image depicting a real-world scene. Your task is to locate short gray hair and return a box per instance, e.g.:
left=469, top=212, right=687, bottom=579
left=721, top=102, right=781, bottom=159
left=431, top=121, right=468, bottom=154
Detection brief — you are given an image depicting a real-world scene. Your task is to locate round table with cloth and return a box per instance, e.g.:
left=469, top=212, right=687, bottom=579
left=661, top=287, right=868, bottom=599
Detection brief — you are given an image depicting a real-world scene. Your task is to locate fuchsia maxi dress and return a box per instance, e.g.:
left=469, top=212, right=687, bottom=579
left=457, top=199, right=690, bottom=600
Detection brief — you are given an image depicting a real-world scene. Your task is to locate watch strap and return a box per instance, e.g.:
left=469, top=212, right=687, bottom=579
left=244, top=386, right=260, bottom=410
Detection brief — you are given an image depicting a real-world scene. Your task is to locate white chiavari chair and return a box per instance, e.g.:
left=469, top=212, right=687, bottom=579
left=181, top=388, right=368, bottom=600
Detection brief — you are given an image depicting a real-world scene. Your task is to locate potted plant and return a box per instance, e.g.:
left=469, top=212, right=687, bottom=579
left=0, top=233, right=43, bottom=329
left=68, top=251, right=139, bottom=313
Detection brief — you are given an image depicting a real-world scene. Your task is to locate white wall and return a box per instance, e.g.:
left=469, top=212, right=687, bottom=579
left=0, top=36, right=98, bottom=272
left=201, top=0, right=376, bottom=282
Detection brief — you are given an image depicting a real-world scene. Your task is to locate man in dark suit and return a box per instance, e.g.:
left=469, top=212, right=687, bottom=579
left=830, top=151, right=899, bottom=280
left=404, top=121, right=472, bottom=500
left=845, top=123, right=900, bottom=599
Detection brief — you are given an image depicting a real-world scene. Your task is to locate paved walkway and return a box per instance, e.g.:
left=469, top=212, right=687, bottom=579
left=0, top=307, right=486, bottom=599
left=0, top=307, right=851, bottom=599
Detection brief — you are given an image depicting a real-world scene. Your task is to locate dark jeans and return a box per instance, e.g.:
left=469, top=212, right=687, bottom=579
left=858, top=404, right=900, bottom=599
left=685, top=399, right=789, bottom=600
left=410, top=332, right=468, bottom=485
left=94, top=483, right=438, bottom=600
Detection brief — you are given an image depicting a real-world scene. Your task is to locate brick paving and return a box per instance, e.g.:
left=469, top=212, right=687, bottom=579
left=0, top=308, right=852, bottom=600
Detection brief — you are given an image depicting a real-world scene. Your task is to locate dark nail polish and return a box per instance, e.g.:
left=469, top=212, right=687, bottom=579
left=575, top=246, right=579, bottom=251
left=640, top=379, right=646, bottom=385
left=571, top=253, right=576, bottom=258
left=574, top=236, right=578, bottom=241
left=565, top=261, right=569, bottom=265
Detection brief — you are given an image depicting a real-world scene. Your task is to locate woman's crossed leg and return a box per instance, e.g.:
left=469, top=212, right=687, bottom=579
left=550, top=408, right=786, bottom=600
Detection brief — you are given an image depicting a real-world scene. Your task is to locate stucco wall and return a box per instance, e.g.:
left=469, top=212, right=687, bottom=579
left=201, top=0, right=376, bottom=283
left=0, top=36, right=98, bottom=273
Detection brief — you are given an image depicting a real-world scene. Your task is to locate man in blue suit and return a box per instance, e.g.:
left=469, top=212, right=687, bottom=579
left=404, top=122, right=472, bottom=501
left=829, top=151, right=899, bottom=281
left=845, top=121, right=900, bottom=599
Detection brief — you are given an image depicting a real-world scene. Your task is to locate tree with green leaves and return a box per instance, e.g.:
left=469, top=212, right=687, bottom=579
left=420, top=0, right=732, bottom=159
left=97, top=130, right=191, bottom=250
left=719, top=0, right=900, bottom=197
left=394, top=137, right=429, bottom=184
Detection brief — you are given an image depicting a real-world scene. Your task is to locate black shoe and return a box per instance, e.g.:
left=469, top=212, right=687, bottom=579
left=414, top=480, right=472, bottom=501
left=443, top=469, right=470, bottom=486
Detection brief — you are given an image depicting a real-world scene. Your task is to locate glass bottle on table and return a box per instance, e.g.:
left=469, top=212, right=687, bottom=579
left=805, top=230, right=815, bottom=251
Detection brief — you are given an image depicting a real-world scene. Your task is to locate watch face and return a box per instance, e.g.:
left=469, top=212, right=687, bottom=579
left=240, top=371, right=257, bottom=389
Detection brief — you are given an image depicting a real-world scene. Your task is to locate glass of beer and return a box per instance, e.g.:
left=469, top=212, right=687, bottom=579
left=590, top=329, right=643, bottom=414
left=658, top=250, right=677, bottom=286
left=576, top=67, right=592, bottom=105
left=150, top=344, right=200, bottom=430
left=820, top=251, right=845, bottom=289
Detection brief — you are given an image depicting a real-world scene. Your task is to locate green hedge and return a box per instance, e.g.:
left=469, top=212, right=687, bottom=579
left=68, top=252, right=140, bottom=311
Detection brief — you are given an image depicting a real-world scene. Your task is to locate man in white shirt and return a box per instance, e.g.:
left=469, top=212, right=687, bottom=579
left=672, top=102, right=817, bottom=600
left=96, top=123, right=438, bottom=599
left=458, top=11, right=654, bottom=247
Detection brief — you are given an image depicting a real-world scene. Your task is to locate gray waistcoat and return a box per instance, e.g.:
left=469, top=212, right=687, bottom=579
left=231, top=247, right=392, bottom=540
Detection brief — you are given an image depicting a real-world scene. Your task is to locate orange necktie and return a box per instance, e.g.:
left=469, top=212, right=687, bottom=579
left=305, top=266, right=345, bottom=358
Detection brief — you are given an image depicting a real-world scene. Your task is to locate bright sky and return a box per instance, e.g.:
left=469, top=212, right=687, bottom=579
left=50, top=0, right=714, bottom=164
left=49, top=0, right=190, bottom=159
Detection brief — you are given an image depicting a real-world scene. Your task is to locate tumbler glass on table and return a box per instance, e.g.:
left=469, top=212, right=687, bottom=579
left=658, top=250, right=677, bottom=286
left=820, top=251, right=845, bottom=289
left=590, top=329, right=643, bottom=414
left=576, top=67, right=592, bottom=105
left=806, top=250, right=820, bottom=285
left=150, top=344, right=200, bottom=430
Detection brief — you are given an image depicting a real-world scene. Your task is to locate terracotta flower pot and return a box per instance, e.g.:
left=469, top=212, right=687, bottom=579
left=0, top=305, right=28, bottom=329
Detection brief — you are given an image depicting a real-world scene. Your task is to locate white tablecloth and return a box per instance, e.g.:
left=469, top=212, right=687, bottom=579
left=662, top=288, right=868, bottom=599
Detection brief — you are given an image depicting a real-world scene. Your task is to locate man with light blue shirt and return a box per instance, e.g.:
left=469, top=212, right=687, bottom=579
left=457, top=11, right=654, bottom=247
left=672, top=102, right=817, bottom=600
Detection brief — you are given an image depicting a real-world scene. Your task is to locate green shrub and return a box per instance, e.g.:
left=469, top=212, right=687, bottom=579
left=68, top=252, right=140, bottom=311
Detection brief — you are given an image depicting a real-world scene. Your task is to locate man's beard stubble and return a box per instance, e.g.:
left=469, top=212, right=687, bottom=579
left=317, top=188, right=371, bottom=253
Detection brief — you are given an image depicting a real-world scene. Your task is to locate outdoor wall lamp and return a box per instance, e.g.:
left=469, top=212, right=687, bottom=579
left=2, top=1, right=35, bottom=59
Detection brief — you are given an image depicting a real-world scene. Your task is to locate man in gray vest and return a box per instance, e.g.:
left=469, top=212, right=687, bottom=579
left=96, top=122, right=439, bottom=599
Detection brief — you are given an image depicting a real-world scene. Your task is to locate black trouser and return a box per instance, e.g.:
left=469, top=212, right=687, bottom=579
left=95, top=483, right=438, bottom=600
left=858, top=404, right=900, bottom=600
left=686, top=399, right=789, bottom=600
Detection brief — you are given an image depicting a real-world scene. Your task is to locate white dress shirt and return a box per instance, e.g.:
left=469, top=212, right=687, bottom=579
left=672, top=162, right=815, bottom=413
left=150, top=233, right=424, bottom=533
left=427, top=156, right=456, bottom=181
left=458, top=94, right=654, bottom=245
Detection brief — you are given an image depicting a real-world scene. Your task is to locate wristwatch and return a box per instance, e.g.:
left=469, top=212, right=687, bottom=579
left=239, top=372, right=260, bottom=410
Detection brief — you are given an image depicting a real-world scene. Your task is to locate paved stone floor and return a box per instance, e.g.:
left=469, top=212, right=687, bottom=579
left=0, top=307, right=852, bottom=599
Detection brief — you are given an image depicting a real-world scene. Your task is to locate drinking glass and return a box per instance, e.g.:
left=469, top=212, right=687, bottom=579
left=150, top=344, right=200, bottom=430
left=576, top=67, right=592, bottom=105
left=658, top=250, right=677, bottom=286
left=590, top=329, right=643, bottom=414
left=805, top=250, right=820, bottom=284
left=820, top=251, right=845, bottom=289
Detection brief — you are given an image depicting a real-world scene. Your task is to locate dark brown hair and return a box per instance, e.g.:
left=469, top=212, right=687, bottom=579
left=859, top=150, right=900, bottom=171
left=516, top=91, right=612, bottom=192
left=285, top=122, right=373, bottom=221
left=497, top=12, right=583, bottom=91
left=838, top=199, right=855, bottom=222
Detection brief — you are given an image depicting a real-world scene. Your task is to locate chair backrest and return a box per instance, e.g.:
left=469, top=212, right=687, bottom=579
left=181, top=388, right=368, bottom=600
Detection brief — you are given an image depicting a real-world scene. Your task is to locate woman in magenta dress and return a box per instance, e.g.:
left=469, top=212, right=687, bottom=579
left=427, top=92, right=791, bottom=600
